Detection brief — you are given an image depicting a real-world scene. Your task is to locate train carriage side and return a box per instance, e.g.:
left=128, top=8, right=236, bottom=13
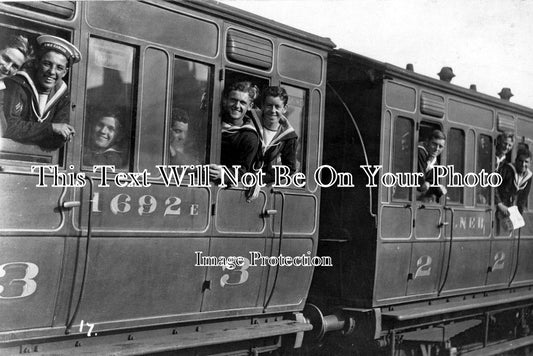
left=312, top=48, right=533, bottom=354
left=0, top=1, right=334, bottom=354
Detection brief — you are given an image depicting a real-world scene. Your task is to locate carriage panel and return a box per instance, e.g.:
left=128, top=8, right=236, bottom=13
left=68, top=237, right=208, bottom=325
left=0, top=173, right=64, bottom=230
left=76, top=183, right=210, bottom=233
left=262, top=238, right=315, bottom=309
left=510, top=238, right=533, bottom=285
left=374, top=242, right=411, bottom=301
left=200, top=238, right=268, bottom=311
left=485, top=239, right=514, bottom=286
left=0, top=236, right=64, bottom=331
left=406, top=241, right=444, bottom=296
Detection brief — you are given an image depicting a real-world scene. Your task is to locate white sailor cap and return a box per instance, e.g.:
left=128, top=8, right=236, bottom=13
left=36, top=35, right=81, bottom=64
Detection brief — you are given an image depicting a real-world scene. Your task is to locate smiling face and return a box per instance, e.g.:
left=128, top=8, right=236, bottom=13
left=223, top=90, right=251, bottom=125
left=262, top=95, right=287, bottom=130
left=496, top=137, right=514, bottom=157
left=36, top=51, right=68, bottom=92
left=93, top=116, right=118, bottom=150
left=428, top=138, right=445, bottom=158
left=515, top=154, right=531, bottom=174
left=0, top=47, right=25, bottom=80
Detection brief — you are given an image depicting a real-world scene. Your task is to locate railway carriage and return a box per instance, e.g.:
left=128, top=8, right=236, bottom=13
left=2, top=1, right=533, bottom=355
left=312, top=49, right=533, bottom=355
left=0, top=1, right=333, bottom=354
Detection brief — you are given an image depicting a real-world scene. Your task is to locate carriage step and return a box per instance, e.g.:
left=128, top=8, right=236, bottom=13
left=28, top=320, right=311, bottom=355
left=461, top=334, right=533, bottom=355
left=382, top=290, right=533, bottom=321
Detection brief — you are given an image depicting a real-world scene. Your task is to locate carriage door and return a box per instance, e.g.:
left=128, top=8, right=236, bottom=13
left=484, top=133, right=514, bottom=287
left=201, top=68, right=271, bottom=312
left=71, top=30, right=213, bottom=326
left=263, top=84, right=318, bottom=310
left=0, top=20, right=76, bottom=331
left=375, top=113, right=415, bottom=302
left=375, top=82, right=418, bottom=302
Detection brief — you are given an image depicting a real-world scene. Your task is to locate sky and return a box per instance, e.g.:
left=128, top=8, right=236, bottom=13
left=219, top=0, right=533, bottom=109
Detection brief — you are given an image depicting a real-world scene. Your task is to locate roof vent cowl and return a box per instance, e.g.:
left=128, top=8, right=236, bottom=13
left=437, top=67, right=455, bottom=82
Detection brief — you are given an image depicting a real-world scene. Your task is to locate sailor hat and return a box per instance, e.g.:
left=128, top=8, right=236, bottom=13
left=37, top=35, right=81, bottom=64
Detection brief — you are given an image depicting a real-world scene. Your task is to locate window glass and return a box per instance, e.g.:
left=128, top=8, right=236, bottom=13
left=82, top=37, right=135, bottom=169
left=392, top=117, right=413, bottom=200
left=476, top=134, right=492, bottom=205
left=169, top=58, right=212, bottom=165
left=447, top=128, right=465, bottom=204
left=280, top=84, right=306, bottom=173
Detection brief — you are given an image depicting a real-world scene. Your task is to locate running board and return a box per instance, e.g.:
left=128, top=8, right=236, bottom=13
left=461, top=335, right=533, bottom=355
left=382, top=291, right=533, bottom=321
left=30, top=320, right=311, bottom=355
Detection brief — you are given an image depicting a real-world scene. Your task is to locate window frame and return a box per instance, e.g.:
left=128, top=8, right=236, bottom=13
left=166, top=55, right=215, bottom=167
left=81, top=36, right=138, bottom=172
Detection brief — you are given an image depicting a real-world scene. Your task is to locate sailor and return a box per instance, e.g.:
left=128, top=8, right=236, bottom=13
left=3, top=35, right=81, bottom=149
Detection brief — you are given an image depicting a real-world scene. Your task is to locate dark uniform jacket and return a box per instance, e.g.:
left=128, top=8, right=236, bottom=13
left=220, top=113, right=259, bottom=174
left=417, top=144, right=444, bottom=202
left=3, top=70, right=70, bottom=150
left=83, top=147, right=124, bottom=168
left=251, top=109, right=297, bottom=183
left=496, top=163, right=533, bottom=214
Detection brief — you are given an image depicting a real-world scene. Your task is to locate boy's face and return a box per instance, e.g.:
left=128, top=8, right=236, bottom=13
left=223, top=90, right=251, bottom=124
left=94, top=116, right=118, bottom=149
left=515, top=154, right=531, bottom=174
left=36, top=50, right=68, bottom=92
left=428, top=138, right=445, bottom=158
left=262, top=95, right=287, bottom=130
left=0, top=47, right=25, bottom=80
left=496, top=137, right=513, bottom=156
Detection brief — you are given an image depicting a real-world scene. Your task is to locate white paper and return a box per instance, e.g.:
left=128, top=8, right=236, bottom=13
left=508, top=205, right=525, bottom=230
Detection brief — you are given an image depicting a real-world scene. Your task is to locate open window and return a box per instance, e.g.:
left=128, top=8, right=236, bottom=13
left=0, top=26, right=71, bottom=166
left=221, top=70, right=268, bottom=170
left=417, top=122, right=446, bottom=204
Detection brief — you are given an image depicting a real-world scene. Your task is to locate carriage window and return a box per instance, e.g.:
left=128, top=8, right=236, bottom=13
left=417, top=122, right=445, bottom=204
left=82, top=37, right=135, bottom=169
left=0, top=27, right=70, bottom=165
left=392, top=117, right=413, bottom=200
left=281, top=84, right=307, bottom=173
left=476, top=134, right=492, bottom=205
left=169, top=58, right=212, bottom=165
left=447, top=128, right=465, bottom=204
